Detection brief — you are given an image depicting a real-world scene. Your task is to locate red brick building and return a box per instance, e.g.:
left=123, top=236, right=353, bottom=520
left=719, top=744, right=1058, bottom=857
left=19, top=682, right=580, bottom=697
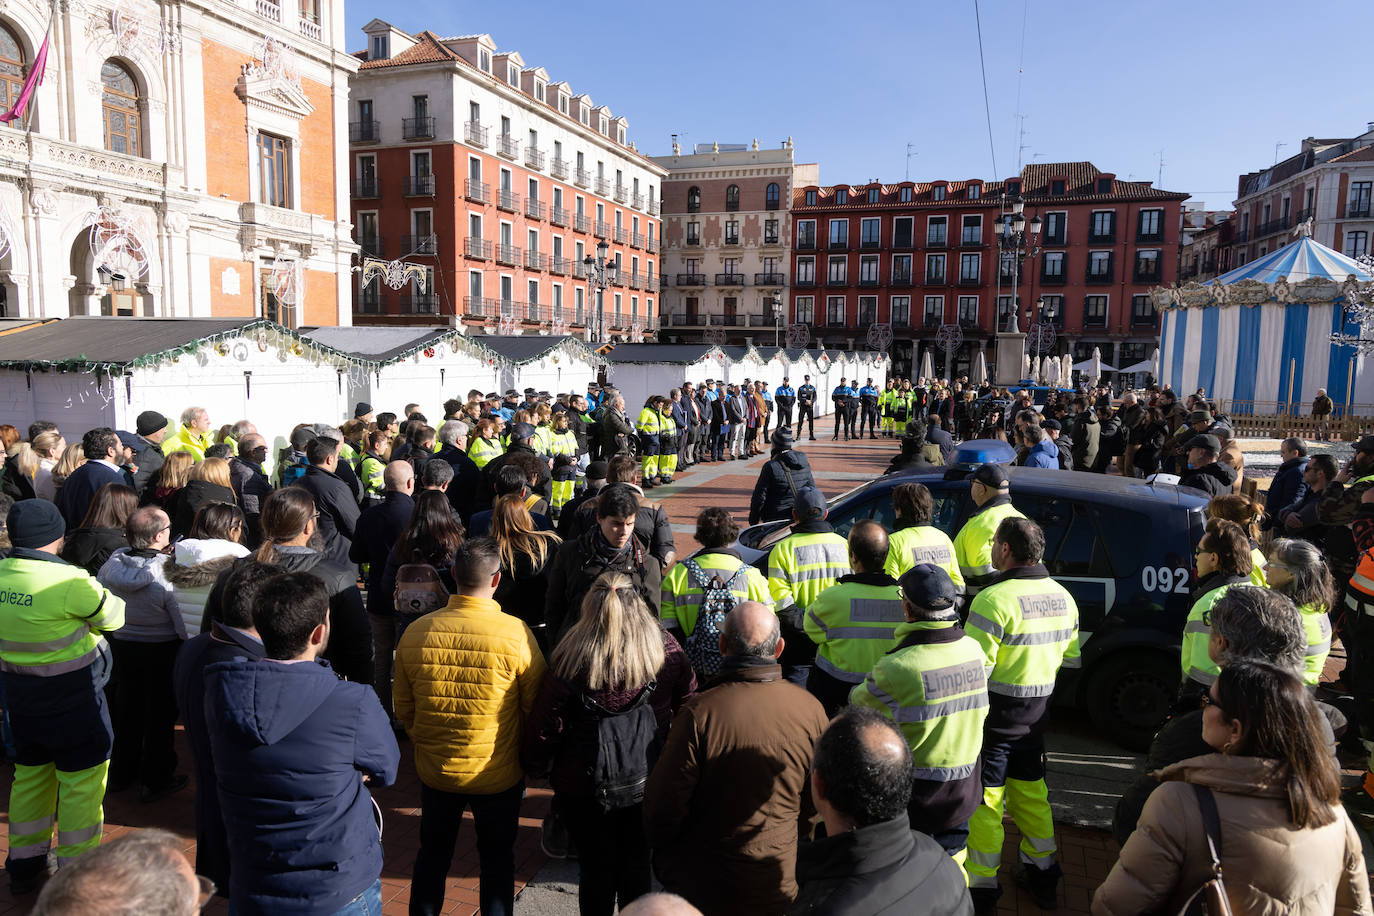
left=790, top=162, right=1189, bottom=376
left=348, top=21, right=665, bottom=335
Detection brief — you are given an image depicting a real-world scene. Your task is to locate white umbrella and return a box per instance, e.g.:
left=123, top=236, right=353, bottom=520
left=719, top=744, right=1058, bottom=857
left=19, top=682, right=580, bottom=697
left=1045, top=356, right=1060, bottom=386
left=1150, top=347, right=1161, bottom=382
left=1090, top=346, right=1103, bottom=386
left=1022, top=352, right=1031, bottom=379
left=972, top=349, right=989, bottom=386
left=1061, top=354, right=1074, bottom=385
left=919, top=348, right=934, bottom=382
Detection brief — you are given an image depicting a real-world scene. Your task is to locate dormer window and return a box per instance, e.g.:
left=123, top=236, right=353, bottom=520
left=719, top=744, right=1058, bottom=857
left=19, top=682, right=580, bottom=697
left=618, top=127, right=625, bottom=144
left=1051, top=179, right=1066, bottom=196
left=559, top=95, right=568, bottom=114
left=866, top=187, right=879, bottom=204
left=369, top=34, right=388, bottom=60
left=805, top=189, right=817, bottom=206
left=835, top=189, right=848, bottom=204
left=599, top=117, right=608, bottom=135
left=1006, top=181, right=1020, bottom=196
left=1097, top=177, right=1112, bottom=194
left=899, top=186, right=913, bottom=203
left=968, top=183, right=981, bottom=199
left=932, top=186, right=946, bottom=201
left=534, top=81, right=545, bottom=101
left=508, top=65, right=517, bottom=86
left=479, top=50, right=490, bottom=72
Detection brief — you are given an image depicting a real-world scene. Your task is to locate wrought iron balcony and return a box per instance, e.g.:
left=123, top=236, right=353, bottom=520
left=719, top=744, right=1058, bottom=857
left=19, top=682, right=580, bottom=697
left=550, top=157, right=569, bottom=179
left=356, top=234, right=384, bottom=255
left=524, top=250, right=547, bottom=271
left=890, top=273, right=913, bottom=287
left=647, top=238, right=658, bottom=253
left=1083, top=312, right=1108, bottom=328
left=1087, top=229, right=1116, bottom=244
left=464, top=121, right=489, bottom=147
left=497, top=189, right=520, bottom=212
left=358, top=287, right=382, bottom=312
left=762, top=232, right=781, bottom=247
left=926, top=272, right=947, bottom=285
left=574, top=214, right=592, bottom=233
left=892, top=234, right=915, bottom=251
left=1040, top=269, right=1067, bottom=285
left=497, top=134, right=520, bottom=159
left=723, top=235, right=740, bottom=246
left=714, top=273, right=745, bottom=287
left=594, top=177, right=611, bottom=196
left=1137, top=229, right=1165, bottom=243
left=403, top=116, right=435, bottom=140
left=793, top=276, right=817, bottom=288
left=1233, top=229, right=1251, bottom=244
left=1294, top=207, right=1314, bottom=223
left=550, top=256, right=570, bottom=275
left=550, top=205, right=568, bottom=227
left=1350, top=204, right=1372, bottom=219
left=403, top=234, right=437, bottom=255
left=633, top=192, right=646, bottom=210
left=1255, top=216, right=1290, bottom=238
left=796, top=237, right=817, bottom=250
left=1085, top=268, right=1113, bottom=284
left=465, top=238, right=492, bottom=260
left=1134, top=267, right=1162, bottom=283
left=614, top=227, right=627, bottom=243
left=828, top=238, right=850, bottom=250
left=861, top=237, right=881, bottom=250
left=826, top=275, right=849, bottom=286
left=349, top=120, right=379, bottom=143
left=525, top=147, right=546, bottom=170
left=465, top=179, right=490, bottom=204
left=957, top=274, right=981, bottom=286
left=402, top=293, right=437, bottom=313
left=614, top=184, right=628, bottom=203
left=754, top=272, right=785, bottom=286
left=676, top=273, right=707, bottom=287
left=960, top=235, right=985, bottom=248
left=525, top=198, right=546, bottom=221
left=575, top=167, right=592, bottom=188
left=926, top=234, right=948, bottom=248
left=352, top=176, right=378, bottom=198
left=496, top=244, right=521, bottom=265
left=404, top=175, right=434, bottom=196
left=595, top=220, right=611, bottom=238
left=631, top=232, right=645, bottom=248
left=464, top=295, right=497, bottom=317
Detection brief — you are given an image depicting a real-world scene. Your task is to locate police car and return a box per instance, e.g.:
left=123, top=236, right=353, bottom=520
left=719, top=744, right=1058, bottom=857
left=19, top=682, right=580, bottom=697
left=737, top=467, right=1210, bottom=750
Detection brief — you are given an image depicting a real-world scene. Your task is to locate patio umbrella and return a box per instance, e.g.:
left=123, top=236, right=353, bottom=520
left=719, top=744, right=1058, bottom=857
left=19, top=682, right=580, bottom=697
left=1090, top=347, right=1103, bottom=386
left=919, top=347, right=934, bottom=381
left=1061, top=354, right=1074, bottom=385
left=1045, top=356, right=1060, bottom=386
left=1150, top=347, right=1160, bottom=381
left=1022, top=352, right=1031, bottom=379
left=972, top=348, right=989, bottom=386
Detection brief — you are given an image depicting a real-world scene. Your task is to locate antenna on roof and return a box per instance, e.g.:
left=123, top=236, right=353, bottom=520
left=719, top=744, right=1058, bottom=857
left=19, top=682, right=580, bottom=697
left=1273, top=141, right=1287, bottom=165
left=905, top=143, right=916, bottom=181
left=1156, top=149, right=1165, bottom=186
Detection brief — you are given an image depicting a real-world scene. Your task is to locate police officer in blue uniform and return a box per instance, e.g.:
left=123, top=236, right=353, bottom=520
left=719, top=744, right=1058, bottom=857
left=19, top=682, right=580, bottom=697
left=774, top=378, right=796, bottom=431
left=832, top=378, right=858, bottom=441
left=858, top=378, right=881, bottom=439
left=796, top=375, right=818, bottom=440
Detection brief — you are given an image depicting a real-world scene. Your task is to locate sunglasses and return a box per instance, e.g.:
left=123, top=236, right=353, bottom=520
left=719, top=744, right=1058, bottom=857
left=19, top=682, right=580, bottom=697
left=1198, top=691, right=1226, bottom=714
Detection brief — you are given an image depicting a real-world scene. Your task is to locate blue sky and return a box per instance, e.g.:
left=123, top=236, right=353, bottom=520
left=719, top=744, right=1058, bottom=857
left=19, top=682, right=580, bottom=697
left=348, top=0, right=1372, bottom=211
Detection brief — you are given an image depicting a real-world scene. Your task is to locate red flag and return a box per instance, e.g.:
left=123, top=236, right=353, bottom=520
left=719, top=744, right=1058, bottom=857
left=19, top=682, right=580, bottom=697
left=0, top=33, right=49, bottom=124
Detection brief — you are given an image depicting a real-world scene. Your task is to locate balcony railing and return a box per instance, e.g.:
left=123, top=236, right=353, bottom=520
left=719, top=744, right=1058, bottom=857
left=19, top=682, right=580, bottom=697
left=858, top=276, right=881, bottom=287
left=465, top=179, right=490, bottom=204
left=525, top=147, right=546, bottom=170
left=1348, top=203, right=1371, bottom=219
left=497, top=134, right=520, bottom=159
left=613, top=184, right=628, bottom=203
left=1040, top=269, right=1067, bottom=285
left=1042, top=231, right=1067, bottom=246
left=1137, top=229, right=1165, bottom=243
left=957, top=274, right=980, bottom=286
left=1255, top=216, right=1290, bottom=238
left=402, top=116, right=435, bottom=140
left=1083, top=314, right=1107, bottom=328
left=892, top=234, right=914, bottom=251
left=525, top=198, right=546, bottom=220
left=403, top=234, right=437, bottom=255
left=1233, top=229, right=1251, bottom=244
left=613, top=227, right=627, bottom=243
left=464, top=121, right=489, bottom=147
left=676, top=273, right=707, bottom=286
left=826, top=275, right=849, bottom=286
left=356, top=234, right=384, bottom=255
left=960, top=235, right=984, bottom=248
left=496, top=244, right=521, bottom=265
left=349, top=120, right=379, bottom=143
left=828, top=238, right=850, bottom=250
left=1087, top=229, right=1116, bottom=244
left=464, top=295, right=498, bottom=317
left=404, top=175, right=434, bottom=196
left=860, top=237, right=881, bottom=250
left=1131, top=313, right=1160, bottom=329
left=550, top=157, right=569, bottom=179
left=648, top=201, right=660, bottom=215
left=631, top=231, right=645, bottom=248
left=628, top=271, right=642, bottom=289
left=401, top=293, right=437, bottom=314
left=1294, top=207, right=1314, bottom=224
left=525, top=250, right=547, bottom=271
left=632, top=192, right=646, bottom=210
left=754, top=272, right=785, bottom=286
left=926, top=234, right=948, bottom=248
left=1134, top=268, right=1163, bottom=283
left=890, top=273, right=913, bottom=287
left=1086, top=268, right=1113, bottom=284
left=715, top=273, right=745, bottom=287
left=255, top=0, right=281, bottom=21
left=683, top=235, right=701, bottom=246
left=550, top=205, right=568, bottom=227
left=352, top=176, right=378, bottom=198
left=595, top=220, right=611, bottom=238
left=797, top=236, right=817, bottom=250
left=358, top=289, right=382, bottom=313
left=594, top=177, right=611, bottom=196
left=465, top=238, right=492, bottom=260
left=574, top=214, right=592, bottom=233
left=497, top=189, right=520, bottom=212
left=550, top=256, right=570, bottom=275
left=926, top=273, right=947, bottom=285
left=647, top=238, right=658, bottom=253
left=575, top=167, right=592, bottom=188
left=793, top=276, right=817, bottom=288
left=298, top=17, right=322, bottom=41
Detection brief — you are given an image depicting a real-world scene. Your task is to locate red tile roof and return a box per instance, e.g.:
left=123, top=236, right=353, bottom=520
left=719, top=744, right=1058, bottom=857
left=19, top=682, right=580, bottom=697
left=1331, top=145, right=1374, bottom=164
left=357, top=31, right=462, bottom=70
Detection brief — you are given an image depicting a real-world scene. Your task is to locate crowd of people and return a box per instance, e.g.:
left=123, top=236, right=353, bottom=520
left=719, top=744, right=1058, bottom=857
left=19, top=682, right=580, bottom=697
left=3, top=370, right=1374, bottom=916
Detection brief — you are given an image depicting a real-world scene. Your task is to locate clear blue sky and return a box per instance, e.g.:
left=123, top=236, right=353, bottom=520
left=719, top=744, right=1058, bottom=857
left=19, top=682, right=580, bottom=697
left=347, top=0, right=1371, bottom=211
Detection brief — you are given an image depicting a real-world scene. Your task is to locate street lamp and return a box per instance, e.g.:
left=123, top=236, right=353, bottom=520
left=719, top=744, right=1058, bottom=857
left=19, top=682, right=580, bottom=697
left=770, top=293, right=783, bottom=348
left=582, top=238, right=617, bottom=342
left=993, top=196, right=1043, bottom=333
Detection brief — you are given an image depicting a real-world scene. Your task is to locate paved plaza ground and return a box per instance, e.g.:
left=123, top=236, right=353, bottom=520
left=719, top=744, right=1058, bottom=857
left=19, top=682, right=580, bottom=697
left=0, top=431, right=1332, bottom=914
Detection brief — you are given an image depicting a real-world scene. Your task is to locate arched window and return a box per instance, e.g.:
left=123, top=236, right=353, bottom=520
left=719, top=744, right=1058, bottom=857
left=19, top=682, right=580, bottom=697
left=725, top=184, right=740, bottom=212
left=0, top=24, right=26, bottom=121
left=687, top=185, right=700, bottom=213
left=766, top=182, right=780, bottom=210
left=101, top=60, right=141, bottom=157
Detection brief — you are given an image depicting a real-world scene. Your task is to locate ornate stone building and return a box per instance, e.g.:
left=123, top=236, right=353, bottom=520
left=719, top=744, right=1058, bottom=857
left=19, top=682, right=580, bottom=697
left=0, top=0, right=356, bottom=324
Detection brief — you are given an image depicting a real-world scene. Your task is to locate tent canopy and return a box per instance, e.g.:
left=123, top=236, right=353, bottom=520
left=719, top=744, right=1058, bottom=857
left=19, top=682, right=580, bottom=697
left=1119, top=359, right=1155, bottom=374
left=1072, top=358, right=1118, bottom=372
left=603, top=343, right=718, bottom=365
left=1215, top=235, right=1373, bottom=286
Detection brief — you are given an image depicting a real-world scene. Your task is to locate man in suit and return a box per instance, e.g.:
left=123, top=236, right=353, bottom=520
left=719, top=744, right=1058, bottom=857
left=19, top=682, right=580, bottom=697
left=56, top=428, right=130, bottom=528
left=434, top=421, right=480, bottom=526
left=349, top=461, right=416, bottom=719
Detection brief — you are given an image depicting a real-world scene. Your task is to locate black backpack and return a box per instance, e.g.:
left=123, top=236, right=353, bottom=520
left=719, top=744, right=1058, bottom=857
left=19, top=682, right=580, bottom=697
left=580, top=681, right=659, bottom=811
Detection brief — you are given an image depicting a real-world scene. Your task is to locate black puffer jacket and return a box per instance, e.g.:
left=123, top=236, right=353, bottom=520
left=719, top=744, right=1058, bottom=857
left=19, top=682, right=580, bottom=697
left=750, top=449, right=817, bottom=525
left=60, top=526, right=128, bottom=577
left=545, top=530, right=662, bottom=642
left=1178, top=460, right=1237, bottom=498
left=789, top=814, right=972, bottom=915
left=170, top=479, right=239, bottom=541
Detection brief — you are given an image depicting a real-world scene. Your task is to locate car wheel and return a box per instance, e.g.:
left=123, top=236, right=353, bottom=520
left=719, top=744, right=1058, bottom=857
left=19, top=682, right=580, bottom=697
left=1085, top=651, right=1177, bottom=752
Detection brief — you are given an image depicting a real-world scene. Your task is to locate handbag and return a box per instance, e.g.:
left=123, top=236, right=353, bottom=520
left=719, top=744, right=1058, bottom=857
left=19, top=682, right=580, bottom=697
left=1177, top=784, right=1233, bottom=916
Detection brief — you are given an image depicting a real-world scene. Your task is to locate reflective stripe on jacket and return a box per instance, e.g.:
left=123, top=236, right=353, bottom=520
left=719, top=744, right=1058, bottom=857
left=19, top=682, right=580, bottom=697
left=885, top=525, right=965, bottom=591
left=804, top=572, right=904, bottom=683
left=0, top=552, right=126, bottom=676
left=766, top=530, right=851, bottom=618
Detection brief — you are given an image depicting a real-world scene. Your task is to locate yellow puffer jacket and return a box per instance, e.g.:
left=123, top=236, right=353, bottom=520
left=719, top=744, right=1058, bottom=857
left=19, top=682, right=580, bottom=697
left=393, top=594, right=547, bottom=794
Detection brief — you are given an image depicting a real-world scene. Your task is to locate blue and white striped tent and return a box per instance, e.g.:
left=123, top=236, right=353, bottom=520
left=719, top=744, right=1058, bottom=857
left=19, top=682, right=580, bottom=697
left=1158, top=235, right=1373, bottom=410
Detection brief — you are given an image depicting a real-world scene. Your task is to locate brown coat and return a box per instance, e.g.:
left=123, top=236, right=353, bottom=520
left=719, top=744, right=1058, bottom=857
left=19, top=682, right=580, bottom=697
left=645, top=658, right=828, bottom=916
left=1093, top=754, right=1371, bottom=916
left=1220, top=439, right=1245, bottom=493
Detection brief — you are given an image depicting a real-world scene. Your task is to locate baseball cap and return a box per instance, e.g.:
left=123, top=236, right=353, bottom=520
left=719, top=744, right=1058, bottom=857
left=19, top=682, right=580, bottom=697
left=795, top=486, right=827, bottom=521
left=898, top=564, right=959, bottom=613
left=1040, top=419, right=1062, bottom=431
left=511, top=422, right=537, bottom=441
left=971, top=463, right=1010, bottom=489
left=1190, top=434, right=1221, bottom=454
left=1355, top=435, right=1374, bottom=454
left=585, top=460, right=609, bottom=480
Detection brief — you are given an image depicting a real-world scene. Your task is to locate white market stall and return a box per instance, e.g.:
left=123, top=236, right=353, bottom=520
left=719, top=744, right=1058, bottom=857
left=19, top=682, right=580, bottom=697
left=480, top=335, right=604, bottom=400
left=719, top=345, right=769, bottom=389
left=302, top=326, right=498, bottom=422
left=0, top=318, right=359, bottom=467
left=602, top=343, right=722, bottom=408
left=1156, top=232, right=1374, bottom=411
